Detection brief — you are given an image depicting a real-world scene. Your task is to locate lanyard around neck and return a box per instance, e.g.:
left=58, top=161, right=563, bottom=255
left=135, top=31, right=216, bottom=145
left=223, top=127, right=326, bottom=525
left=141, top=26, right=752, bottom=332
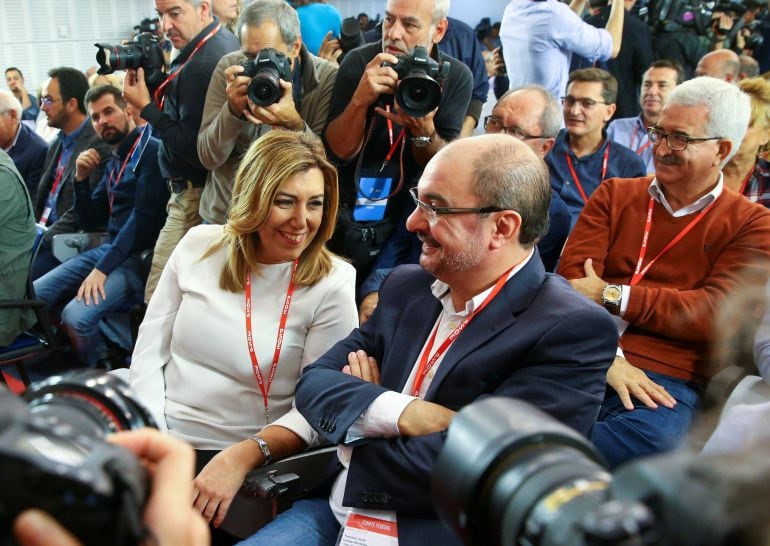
left=565, top=141, right=610, bottom=204
left=245, top=258, right=298, bottom=424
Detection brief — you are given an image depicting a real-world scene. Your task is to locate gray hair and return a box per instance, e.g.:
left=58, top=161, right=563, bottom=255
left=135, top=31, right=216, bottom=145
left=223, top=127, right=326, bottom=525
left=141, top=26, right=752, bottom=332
left=471, top=139, right=551, bottom=247
left=237, top=0, right=300, bottom=46
left=665, top=76, right=751, bottom=165
left=433, top=0, right=450, bottom=22
left=499, top=85, right=562, bottom=138
left=0, top=89, right=23, bottom=117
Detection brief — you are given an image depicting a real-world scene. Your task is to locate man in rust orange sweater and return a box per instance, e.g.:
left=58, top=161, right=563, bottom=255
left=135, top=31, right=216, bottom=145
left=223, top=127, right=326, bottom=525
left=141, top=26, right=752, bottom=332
left=559, top=76, right=770, bottom=467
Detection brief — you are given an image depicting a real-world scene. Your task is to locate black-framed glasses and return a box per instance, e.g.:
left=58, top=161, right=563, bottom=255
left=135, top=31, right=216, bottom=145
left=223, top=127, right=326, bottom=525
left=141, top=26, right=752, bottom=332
left=409, top=187, right=504, bottom=224
left=41, top=96, right=62, bottom=108
left=483, top=115, right=544, bottom=141
left=561, top=96, right=607, bottom=109
left=647, top=127, right=722, bottom=151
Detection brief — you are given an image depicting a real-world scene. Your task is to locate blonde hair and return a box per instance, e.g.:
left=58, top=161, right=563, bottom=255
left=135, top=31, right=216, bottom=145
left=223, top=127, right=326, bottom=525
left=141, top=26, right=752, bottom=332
left=204, top=130, right=340, bottom=292
left=739, top=77, right=770, bottom=129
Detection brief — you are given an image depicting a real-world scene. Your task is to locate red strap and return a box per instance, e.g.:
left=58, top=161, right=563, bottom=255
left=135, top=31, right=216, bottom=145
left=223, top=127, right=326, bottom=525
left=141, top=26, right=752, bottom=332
left=107, top=130, right=144, bottom=213
left=153, top=24, right=221, bottom=109
left=629, top=124, right=651, bottom=156
left=630, top=197, right=715, bottom=286
left=245, top=259, right=298, bottom=424
left=411, top=266, right=514, bottom=397
left=565, top=142, right=610, bottom=204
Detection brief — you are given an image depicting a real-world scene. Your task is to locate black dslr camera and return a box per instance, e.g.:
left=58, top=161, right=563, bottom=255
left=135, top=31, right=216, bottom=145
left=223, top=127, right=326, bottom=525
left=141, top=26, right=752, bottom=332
left=434, top=398, right=770, bottom=546
left=0, top=370, right=157, bottom=546
left=240, top=48, right=293, bottom=107
left=94, top=32, right=166, bottom=89
left=384, top=45, right=450, bottom=118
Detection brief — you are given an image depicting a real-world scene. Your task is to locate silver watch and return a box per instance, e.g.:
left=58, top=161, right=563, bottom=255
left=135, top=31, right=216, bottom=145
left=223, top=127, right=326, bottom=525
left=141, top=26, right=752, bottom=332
left=250, top=434, right=272, bottom=466
left=411, top=132, right=435, bottom=148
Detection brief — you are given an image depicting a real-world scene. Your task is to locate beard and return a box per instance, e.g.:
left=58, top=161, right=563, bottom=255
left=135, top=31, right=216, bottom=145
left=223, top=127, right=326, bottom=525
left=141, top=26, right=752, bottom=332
left=101, top=121, right=130, bottom=145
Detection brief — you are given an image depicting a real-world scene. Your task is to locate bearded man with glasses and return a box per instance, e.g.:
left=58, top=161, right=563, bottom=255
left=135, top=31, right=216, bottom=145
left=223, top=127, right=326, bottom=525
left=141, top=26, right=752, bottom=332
left=546, top=67, right=645, bottom=228
left=558, top=77, right=770, bottom=467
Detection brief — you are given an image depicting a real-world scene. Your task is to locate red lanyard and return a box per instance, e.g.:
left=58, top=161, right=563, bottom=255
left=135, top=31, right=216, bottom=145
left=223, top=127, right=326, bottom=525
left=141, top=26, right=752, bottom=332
left=565, top=142, right=610, bottom=204
left=411, top=267, right=513, bottom=397
left=245, top=259, right=298, bottom=424
left=629, top=125, right=651, bottom=156
left=153, top=24, right=221, bottom=109
left=380, top=129, right=405, bottom=172
left=39, top=153, right=68, bottom=224
left=630, top=197, right=715, bottom=286
left=107, top=130, right=144, bottom=213
left=738, top=162, right=756, bottom=196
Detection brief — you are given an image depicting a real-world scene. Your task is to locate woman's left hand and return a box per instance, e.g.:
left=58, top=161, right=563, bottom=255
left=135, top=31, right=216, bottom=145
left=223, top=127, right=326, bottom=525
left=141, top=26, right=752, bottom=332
left=192, top=442, right=255, bottom=528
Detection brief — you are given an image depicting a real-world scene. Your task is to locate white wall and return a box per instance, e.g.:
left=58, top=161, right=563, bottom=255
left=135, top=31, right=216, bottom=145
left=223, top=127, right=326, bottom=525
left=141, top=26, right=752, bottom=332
left=0, top=0, right=156, bottom=92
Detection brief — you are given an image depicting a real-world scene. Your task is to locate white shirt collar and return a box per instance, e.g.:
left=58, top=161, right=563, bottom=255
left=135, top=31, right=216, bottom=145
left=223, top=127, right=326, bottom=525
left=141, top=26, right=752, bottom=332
left=648, top=173, right=723, bottom=218
left=430, top=248, right=535, bottom=316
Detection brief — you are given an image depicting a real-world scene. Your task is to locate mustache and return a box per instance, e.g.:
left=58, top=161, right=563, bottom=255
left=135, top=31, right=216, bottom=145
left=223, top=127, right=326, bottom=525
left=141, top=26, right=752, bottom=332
left=417, top=232, right=439, bottom=246
left=656, top=154, right=681, bottom=165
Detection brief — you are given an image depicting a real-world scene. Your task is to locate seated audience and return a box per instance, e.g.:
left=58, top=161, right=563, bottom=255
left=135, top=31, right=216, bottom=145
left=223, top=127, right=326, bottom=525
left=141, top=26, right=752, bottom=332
left=722, top=77, right=770, bottom=208
left=695, top=49, right=741, bottom=82
left=547, top=68, right=645, bottom=227
left=0, top=149, right=36, bottom=346
left=198, top=0, right=338, bottom=225
left=0, top=89, right=48, bottom=198
left=558, top=77, right=770, bottom=467
left=213, top=0, right=242, bottom=34
left=88, top=71, right=124, bottom=89
left=608, top=60, right=684, bottom=174
left=5, top=67, right=39, bottom=122
left=32, top=67, right=111, bottom=280
left=238, top=134, right=616, bottom=546
left=130, top=131, right=357, bottom=541
left=739, top=54, right=760, bottom=80
left=33, top=85, right=168, bottom=368
left=357, top=85, right=572, bottom=323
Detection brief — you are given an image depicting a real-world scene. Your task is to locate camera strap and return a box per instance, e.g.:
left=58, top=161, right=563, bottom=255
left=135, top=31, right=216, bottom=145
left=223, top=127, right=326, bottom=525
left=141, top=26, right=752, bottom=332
left=244, top=259, right=298, bottom=425
left=630, top=197, right=715, bottom=286
left=565, top=141, right=610, bottom=204
left=352, top=110, right=405, bottom=202
left=153, top=23, right=221, bottom=109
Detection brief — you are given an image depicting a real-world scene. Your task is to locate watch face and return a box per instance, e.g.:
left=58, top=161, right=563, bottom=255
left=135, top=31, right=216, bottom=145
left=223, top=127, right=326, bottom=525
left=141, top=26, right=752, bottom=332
left=603, top=286, right=622, bottom=303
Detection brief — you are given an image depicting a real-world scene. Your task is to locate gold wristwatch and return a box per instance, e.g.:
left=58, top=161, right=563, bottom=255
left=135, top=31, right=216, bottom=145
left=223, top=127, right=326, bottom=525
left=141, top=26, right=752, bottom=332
left=601, top=284, right=622, bottom=315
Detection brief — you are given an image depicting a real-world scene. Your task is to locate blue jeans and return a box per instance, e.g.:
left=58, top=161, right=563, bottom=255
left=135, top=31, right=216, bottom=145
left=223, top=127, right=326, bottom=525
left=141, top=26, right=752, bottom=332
left=236, top=498, right=340, bottom=546
left=33, top=244, right=145, bottom=367
left=591, top=370, right=702, bottom=468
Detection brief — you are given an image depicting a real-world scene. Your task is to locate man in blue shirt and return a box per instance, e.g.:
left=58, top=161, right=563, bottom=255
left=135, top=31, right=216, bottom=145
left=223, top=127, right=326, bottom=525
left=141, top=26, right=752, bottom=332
left=32, top=67, right=112, bottom=280
left=607, top=60, right=683, bottom=175
left=546, top=67, right=645, bottom=227
left=499, top=0, right=624, bottom=100
left=34, top=85, right=169, bottom=368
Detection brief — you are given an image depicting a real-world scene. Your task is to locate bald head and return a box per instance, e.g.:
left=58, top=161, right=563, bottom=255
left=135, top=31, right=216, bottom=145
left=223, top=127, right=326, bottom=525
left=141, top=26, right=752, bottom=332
left=448, top=134, right=551, bottom=246
left=696, top=50, right=741, bottom=82
left=489, top=86, right=561, bottom=158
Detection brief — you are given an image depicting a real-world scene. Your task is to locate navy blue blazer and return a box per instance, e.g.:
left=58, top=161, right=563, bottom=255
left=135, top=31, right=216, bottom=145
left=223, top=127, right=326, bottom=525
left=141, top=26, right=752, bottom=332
left=7, top=123, right=47, bottom=199
left=295, top=254, right=617, bottom=546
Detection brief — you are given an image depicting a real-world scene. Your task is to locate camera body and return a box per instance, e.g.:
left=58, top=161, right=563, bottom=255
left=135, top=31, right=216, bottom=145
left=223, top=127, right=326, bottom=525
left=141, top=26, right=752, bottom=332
left=94, top=32, right=166, bottom=89
left=0, top=370, right=157, bottom=546
left=384, top=46, right=450, bottom=118
left=239, top=48, right=293, bottom=107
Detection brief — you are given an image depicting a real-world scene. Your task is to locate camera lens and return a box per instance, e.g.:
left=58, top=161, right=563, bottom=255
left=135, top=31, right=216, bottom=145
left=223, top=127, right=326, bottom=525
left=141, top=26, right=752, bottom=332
left=24, top=369, right=157, bottom=438
left=95, top=44, right=142, bottom=73
left=248, top=69, right=282, bottom=106
left=396, top=72, right=442, bottom=118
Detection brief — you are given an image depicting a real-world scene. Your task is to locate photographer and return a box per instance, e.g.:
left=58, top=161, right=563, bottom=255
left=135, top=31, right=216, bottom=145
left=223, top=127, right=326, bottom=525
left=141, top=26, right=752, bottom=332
left=323, top=0, right=472, bottom=289
left=197, top=0, right=338, bottom=225
left=12, top=428, right=209, bottom=546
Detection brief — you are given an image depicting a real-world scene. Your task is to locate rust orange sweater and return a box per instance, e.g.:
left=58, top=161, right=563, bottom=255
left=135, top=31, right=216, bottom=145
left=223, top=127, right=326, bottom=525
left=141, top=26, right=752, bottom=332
left=559, top=176, right=770, bottom=384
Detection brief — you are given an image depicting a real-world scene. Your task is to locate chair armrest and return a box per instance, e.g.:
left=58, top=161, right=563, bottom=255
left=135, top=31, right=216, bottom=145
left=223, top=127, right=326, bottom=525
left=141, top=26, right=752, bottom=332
left=0, top=298, right=47, bottom=310
left=52, top=232, right=109, bottom=263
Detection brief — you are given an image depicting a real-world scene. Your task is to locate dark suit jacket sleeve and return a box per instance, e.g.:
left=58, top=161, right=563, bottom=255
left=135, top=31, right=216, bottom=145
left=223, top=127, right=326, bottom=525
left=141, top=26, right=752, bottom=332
left=296, top=265, right=616, bottom=516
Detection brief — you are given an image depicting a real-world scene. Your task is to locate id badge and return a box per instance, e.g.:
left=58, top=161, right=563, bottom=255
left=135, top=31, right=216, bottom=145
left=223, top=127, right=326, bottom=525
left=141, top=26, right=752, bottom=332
left=353, top=176, right=393, bottom=222
left=337, top=510, right=398, bottom=546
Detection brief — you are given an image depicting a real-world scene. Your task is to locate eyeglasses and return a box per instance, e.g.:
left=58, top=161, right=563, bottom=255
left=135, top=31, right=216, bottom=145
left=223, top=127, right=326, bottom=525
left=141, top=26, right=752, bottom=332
left=484, top=115, right=544, bottom=141
left=409, top=187, right=504, bottom=224
left=647, top=127, right=722, bottom=151
left=561, top=96, right=607, bottom=110
left=41, top=96, right=62, bottom=108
